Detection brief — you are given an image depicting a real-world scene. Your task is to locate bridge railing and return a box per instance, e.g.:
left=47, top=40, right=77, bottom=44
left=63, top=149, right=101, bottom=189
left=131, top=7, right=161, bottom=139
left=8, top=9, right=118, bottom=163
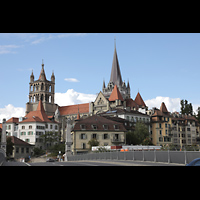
left=66, top=150, right=200, bottom=165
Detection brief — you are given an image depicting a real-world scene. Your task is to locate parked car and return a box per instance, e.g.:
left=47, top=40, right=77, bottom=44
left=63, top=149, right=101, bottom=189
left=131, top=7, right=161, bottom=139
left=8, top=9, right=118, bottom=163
left=46, top=158, right=55, bottom=162
left=186, top=158, right=200, bottom=166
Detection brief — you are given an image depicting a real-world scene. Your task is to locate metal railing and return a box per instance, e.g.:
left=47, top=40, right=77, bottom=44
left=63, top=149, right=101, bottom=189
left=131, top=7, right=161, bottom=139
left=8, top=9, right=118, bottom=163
left=67, top=150, right=200, bottom=165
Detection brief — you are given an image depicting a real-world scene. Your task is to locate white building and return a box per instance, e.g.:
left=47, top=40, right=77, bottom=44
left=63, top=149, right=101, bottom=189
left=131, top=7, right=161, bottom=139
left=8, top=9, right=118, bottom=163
left=6, top=100, right=59, bottom=149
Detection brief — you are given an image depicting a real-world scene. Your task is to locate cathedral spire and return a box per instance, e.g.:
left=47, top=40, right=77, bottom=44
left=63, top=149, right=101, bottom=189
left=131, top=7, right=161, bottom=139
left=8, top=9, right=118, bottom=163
left=110, top=39, right=123, bottom=87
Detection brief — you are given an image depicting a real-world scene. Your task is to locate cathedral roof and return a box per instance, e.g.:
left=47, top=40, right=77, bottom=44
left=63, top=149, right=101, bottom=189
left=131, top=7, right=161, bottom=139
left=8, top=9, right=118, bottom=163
left=109, top=85, right=124, bottom=101
left=135, top=92, right=146, bottom=107
left=20, top=100, right=54, bottom=123
left=58, top=103, right=90, bottom=116
left=110, top=46, right=123, bottom=87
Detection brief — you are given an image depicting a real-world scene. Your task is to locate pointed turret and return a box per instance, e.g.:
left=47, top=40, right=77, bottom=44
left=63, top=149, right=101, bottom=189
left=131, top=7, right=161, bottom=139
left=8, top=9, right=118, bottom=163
left=160, top=102, right=168, bottom=113
left=39, top=62, right=47, bottom=81
left=30, top=70, right=34, bottom=83
left=110, top=44, right=122, bottom=87
left=51, top=70, right=55, bottom=83
left=135, top=92, right=146, bottom=108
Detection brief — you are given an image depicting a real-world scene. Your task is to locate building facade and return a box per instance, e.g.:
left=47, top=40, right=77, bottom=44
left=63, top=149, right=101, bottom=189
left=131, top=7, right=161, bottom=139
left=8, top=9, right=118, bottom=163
left=6, top=100, right=59, bottom=150
left=150, top=102, right=173, bottom=146
left=71, top=115, right=127, bottom=154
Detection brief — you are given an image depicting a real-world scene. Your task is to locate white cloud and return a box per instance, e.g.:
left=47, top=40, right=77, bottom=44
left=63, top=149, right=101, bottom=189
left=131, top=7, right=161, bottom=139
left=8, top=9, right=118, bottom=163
left=64, top=78, right=80, bottom=82
left=0, top=45, right=22, bottom=54
left=145, top=96, right=181, bottom=112
left=0, top=104, right=25, bottom=122
left=55, top=89, right=96, bottom=106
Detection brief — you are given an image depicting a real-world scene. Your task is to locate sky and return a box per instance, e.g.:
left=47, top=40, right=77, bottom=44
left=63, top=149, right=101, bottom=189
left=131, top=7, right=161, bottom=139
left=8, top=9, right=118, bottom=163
left=1, top=33, right=200, bottom=121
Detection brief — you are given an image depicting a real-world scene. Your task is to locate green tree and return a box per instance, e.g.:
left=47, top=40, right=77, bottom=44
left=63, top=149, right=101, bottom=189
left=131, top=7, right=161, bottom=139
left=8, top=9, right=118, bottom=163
left=126, top=122, right=150, bottom=145
left=6, top=137, right=14, bottom=157
left=88, top=138, right=99, bottom=150
left=195, top=107, right=200, bottom=123
left=180, top=99, right=193, bottom=115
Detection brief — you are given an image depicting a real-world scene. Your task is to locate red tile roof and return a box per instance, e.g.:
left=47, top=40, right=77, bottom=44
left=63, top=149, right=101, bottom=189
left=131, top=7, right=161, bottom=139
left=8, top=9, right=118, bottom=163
left=6, top=117, right=19, bottom=123
left=59, top=103, right=89, bottom=116
left=135, top=92, right=146, bottom=107
left=73, top=115, right=127, bottom=132
left=109, top=85, right=124, bottom=101
left=7, top=136, right=33, bottom=146
left=160, top=102, right=168, bottom=113
left=20, top=100, right=53, bottom=123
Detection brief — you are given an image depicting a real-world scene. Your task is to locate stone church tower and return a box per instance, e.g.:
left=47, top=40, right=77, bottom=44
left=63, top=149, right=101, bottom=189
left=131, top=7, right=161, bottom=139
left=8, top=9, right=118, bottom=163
left=26, top=62, right=57, bottom=116
left=102, top=43, right=130, bottom=100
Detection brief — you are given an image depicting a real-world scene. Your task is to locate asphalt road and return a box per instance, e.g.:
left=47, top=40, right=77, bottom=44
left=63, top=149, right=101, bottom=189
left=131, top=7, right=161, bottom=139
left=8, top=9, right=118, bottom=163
left=2, top=160, right=185, bottom=166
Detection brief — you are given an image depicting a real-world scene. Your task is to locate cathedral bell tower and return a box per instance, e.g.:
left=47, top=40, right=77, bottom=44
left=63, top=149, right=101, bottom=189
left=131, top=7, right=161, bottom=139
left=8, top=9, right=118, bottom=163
left=26, top=61, right=57, bottom=116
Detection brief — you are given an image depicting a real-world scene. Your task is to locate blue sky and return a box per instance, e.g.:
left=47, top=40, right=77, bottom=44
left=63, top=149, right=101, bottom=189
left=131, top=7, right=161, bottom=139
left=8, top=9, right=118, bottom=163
left=1, top=33, right=200, bottom=120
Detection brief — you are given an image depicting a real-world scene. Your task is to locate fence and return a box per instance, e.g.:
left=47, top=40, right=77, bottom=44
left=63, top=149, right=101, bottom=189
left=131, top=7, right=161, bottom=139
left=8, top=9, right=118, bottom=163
left=67, top=150, right=200, bottom=165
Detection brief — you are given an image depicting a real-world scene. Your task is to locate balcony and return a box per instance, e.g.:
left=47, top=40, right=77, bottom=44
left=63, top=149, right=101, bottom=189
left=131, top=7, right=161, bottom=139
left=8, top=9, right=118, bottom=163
left=111, top=137, right=125, bottom=144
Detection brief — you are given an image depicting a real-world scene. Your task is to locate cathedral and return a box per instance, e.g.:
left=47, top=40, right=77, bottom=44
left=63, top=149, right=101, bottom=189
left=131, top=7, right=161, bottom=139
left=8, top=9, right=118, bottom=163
left=25, top=43, right=148, bottom=141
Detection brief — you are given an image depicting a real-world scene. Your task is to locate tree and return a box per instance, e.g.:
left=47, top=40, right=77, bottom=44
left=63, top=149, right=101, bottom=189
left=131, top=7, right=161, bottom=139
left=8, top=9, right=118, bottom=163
left=126, top=122, right=150, bottom=145
left=6, top=137, right=14, bottom=157
left=180, top=99, right=193, bottom=115
left=39, top=131, right=59, bottom=150
left=88, top=138, right=99, bottom=150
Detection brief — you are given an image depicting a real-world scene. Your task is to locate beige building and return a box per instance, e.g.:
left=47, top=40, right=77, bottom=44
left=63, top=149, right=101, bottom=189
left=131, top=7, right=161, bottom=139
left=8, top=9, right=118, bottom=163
left=150, top=102, right=173, bottom=146
left=71, top=115, right=127, bottom=154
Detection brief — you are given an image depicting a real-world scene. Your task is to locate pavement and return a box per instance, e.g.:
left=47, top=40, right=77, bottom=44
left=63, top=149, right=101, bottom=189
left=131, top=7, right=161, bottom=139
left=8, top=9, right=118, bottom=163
left=1, top=160, right=185, bottom=166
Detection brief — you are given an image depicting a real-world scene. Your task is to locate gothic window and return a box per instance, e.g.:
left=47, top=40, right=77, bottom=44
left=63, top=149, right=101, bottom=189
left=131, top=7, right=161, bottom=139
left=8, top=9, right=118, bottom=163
left=34, top=85, right=36, bottom=91
left=49, top=85, right=51, bottom=92
left=49, top=95, right=52, bottom=103
left=41, top=83, right=44, bottom=90
left=33, top=95, right=36, bottom=102
left=41, top=94, right=44, bottom=101
left=30, top=85, right=33, bottom=91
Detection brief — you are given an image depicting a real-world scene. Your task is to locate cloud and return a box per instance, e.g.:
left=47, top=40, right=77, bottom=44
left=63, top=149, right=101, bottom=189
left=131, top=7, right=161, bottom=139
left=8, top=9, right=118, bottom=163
left=55, top=89, right=96, bottom=106
left=145, top=96, right=181, bottom=112
left=64, top=78, right=80, bottom=82
left=0, top=45, right=22, bottom=54
left=0, top=104, right=25, bottom=122
left=31, top=33, right=88, bottom=45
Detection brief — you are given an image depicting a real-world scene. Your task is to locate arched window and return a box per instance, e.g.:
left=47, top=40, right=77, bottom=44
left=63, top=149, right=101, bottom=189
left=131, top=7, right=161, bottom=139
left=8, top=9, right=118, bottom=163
left=41, top=83, right=44, bottom=90
left=49, top=85, right=51, bottom=92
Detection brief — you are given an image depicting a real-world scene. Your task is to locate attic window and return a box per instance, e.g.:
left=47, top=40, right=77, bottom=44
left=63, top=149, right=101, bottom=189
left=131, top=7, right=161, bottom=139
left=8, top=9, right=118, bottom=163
left=92, top=125, right=97, bottom=130
left=80, top=124, right=86, bottom=130
left=103, top=125, right=108, bottom=130
left=114, top=125, right=119, bottom=130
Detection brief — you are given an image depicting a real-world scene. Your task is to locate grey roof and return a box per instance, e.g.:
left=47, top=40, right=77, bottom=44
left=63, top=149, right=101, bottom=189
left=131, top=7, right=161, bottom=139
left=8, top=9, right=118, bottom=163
left=110, top=46, right=123, bottom=87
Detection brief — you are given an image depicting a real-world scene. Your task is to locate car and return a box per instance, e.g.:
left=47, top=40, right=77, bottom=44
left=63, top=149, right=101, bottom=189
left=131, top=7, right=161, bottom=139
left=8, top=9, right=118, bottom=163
left=46, top=158, right=55, bottom=162
left=186, top=158, right=200, bottom=166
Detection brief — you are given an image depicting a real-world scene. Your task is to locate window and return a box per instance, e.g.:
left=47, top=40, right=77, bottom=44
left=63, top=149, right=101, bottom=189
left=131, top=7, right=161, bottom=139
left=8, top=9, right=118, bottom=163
left=92, top=125, right=97, bottom=130
left=114, top=125, right=119, bottom=130
left=28, top=131, right=33, bottom=135
left=81, top=143, right=86, bottom=149
left=159, top=124, right=162, bottom=128
left=46, top=124, right=48, bottom=129
left=25, top=139, right=30, bottom=143
left=80, top=124, right=86, bottom=130
left=29, top=125, right=32, bottom=129
left=103, top=134, right=108, bottom=139
left=22, top=126, right=25, bottom=129
left=160, top=130, right=162, bottom=135
left=21, top=147, right=24, bottom=153
left=80, top=133, right=87, bottom=139
left=92, top=134, right=97, bottom=139
left=55, top=125, right=58, bottom=130
left=16, top=147, right=19, bottom=153
left=103, top=125, right=108, bottom=130
left=50, top=125, right=53, bottom=129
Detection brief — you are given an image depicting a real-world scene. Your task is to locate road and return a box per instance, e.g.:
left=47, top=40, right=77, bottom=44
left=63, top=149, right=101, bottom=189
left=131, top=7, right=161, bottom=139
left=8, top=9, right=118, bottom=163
left=2, top=160, right=185, bottom=166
